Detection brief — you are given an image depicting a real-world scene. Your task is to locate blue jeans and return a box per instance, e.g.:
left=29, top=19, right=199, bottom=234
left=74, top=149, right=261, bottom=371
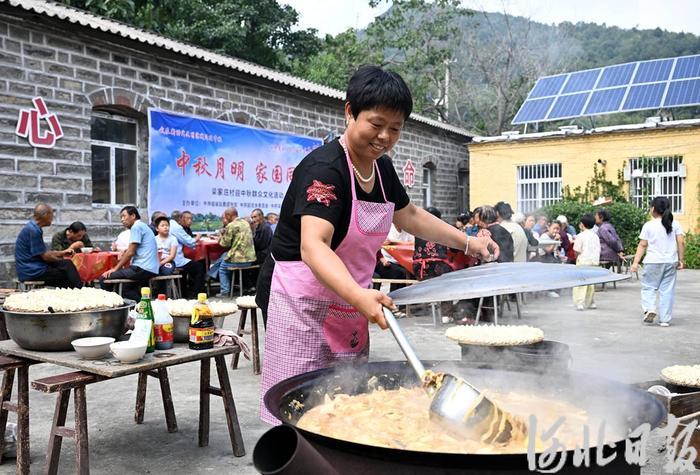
left=208, top=256, right=253, bottom=295
left=640, top=263, right=677, bottom=323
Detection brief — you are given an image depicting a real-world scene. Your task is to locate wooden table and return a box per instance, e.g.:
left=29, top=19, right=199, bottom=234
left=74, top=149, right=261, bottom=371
left=0, top=341, right=245, bottom=474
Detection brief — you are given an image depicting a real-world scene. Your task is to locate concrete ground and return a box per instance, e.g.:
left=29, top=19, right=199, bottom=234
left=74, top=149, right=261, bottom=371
left=1, top=270, right=698, bottom=474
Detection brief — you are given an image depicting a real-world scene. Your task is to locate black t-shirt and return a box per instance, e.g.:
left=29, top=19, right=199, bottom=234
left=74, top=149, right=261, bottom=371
left=255, top=138, right=410, bottom=316
left=270, top=138, right=409, bottom=261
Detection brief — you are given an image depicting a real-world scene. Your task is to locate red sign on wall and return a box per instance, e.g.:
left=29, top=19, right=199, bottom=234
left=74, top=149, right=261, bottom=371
left=15, top=97, right=63, bottom=149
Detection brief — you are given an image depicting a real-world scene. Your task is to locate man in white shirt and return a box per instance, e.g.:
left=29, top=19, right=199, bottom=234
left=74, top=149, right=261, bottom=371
left=572, top=214, right=601, bottom=310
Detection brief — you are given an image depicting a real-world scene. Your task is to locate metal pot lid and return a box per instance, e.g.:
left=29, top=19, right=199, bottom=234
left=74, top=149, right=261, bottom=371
left=388, top=262, right=629, bottom=305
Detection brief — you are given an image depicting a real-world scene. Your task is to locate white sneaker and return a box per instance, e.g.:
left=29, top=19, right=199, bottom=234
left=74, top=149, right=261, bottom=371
left=659, top=322, right=670, bottom=327
left=576, top=305, right=585, bottom=311
left=589, top=303, right=597, bottom=309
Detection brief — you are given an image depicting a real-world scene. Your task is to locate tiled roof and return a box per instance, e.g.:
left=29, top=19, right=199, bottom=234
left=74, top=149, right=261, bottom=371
left=4, top=0, right=471, bottom=137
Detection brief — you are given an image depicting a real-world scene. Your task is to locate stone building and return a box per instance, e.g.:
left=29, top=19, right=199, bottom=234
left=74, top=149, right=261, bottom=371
left=0, top=0, right=471, bottom=285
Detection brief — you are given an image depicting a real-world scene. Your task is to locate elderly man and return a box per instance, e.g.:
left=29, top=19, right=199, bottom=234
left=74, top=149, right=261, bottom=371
left=265, top=212, right=279, bottom=233
left=495, top=202, right=528, bottom=263
left=100, top=206, right=159, bottom=301
left=15, top=203, right=82, bottom=288
left=208, top=207, right=255, bottom=296
left=149, top=210, right=166, bottom=235
left=181, top=210, right=195, bottom=237
left=169, top=210, right=205, bottom=298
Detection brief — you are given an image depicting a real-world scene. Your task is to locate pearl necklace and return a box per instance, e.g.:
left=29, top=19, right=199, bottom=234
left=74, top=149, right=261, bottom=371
left=340, top=134, right=375, bottom=183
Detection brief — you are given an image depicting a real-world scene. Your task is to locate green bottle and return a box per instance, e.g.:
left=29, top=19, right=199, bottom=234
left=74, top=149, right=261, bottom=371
left=138, top=287, right=156, bottom=353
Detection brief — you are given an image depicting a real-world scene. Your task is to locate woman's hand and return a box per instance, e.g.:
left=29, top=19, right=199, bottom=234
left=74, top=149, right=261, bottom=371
left=348, top=288, right=394, bottom=330
left=466, top=236, right=500, bottom=261
left=677, top=261, right=684, bottom=270
left=630, top=263, right=639, bottom=274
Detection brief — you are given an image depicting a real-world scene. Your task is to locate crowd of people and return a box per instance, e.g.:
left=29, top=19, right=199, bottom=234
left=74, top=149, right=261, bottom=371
left=14, top=203, right=278, bottom=301
left=375, top=197, right=684, bottom=325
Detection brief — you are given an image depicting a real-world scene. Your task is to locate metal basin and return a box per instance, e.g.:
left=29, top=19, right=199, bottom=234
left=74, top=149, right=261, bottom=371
left=172, top=315, right=227, bottom=343
left=2, top=300, right=135, bottom=351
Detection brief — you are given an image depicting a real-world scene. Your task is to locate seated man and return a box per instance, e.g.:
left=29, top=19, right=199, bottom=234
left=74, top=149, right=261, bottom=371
left=247, top=208, right=273, bottom=291
left=169, top=210, right=205, bottom=298
left=15, top=203, right=82, bottom=288
left=51, top=221, right=97, bottom=253
left=180, top=210, right=195, bottom=237
left=265, top=212, right=279, bottom=233
left=100, top=206, right=159, bottom=301
left=208, top=207, right=255, bottom=296
left=149, top=210, right=166, bottom=235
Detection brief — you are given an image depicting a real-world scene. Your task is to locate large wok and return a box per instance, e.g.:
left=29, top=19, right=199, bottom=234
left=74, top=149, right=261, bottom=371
left=264, top=361, right=666, bottom=474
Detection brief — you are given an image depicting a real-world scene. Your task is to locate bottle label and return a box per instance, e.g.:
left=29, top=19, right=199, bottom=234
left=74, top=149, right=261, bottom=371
left=189, top=327, right=214, bottom=345
left=155, top=323, right=174, bottom=344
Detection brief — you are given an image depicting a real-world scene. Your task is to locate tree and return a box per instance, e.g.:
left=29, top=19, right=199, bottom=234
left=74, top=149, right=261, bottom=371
left=450, top=9, right=577, bottom=135
left=58, top=0, right=321, bottom=71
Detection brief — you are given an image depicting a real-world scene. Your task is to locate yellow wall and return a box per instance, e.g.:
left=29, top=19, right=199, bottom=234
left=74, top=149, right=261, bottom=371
left=468, top=126, right=700, bottom=233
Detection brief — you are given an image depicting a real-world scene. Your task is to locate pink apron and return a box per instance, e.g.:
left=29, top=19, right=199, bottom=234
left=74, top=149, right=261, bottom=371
left=260, top=136, right=394, bottom=424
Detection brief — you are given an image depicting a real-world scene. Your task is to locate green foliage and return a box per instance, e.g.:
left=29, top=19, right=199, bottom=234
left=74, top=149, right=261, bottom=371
left=59, top=0, right=321, bottom=71
left=541, top=200, right=648, bottom=254
left=684, top=233, right=700, bottom=269
left=563, top=164, right=626, bottom=203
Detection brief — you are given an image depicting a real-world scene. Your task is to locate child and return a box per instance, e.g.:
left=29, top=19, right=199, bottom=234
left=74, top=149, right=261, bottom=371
left=154, top=216, right=177, bottom=295
left=572, top=214, right=601, bottom=310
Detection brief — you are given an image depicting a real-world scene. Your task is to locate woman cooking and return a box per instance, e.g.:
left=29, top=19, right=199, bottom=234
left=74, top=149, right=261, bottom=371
left=256, top=65, right=498, bottom=424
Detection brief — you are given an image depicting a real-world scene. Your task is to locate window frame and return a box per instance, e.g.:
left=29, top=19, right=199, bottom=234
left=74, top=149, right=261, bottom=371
left=422, top=165, right=433, bottom=207
left=516, top=163, right=562, bottom=213
left=628, top=156, right=684, bottom=214
left=90, top=112, right=139, bottom=206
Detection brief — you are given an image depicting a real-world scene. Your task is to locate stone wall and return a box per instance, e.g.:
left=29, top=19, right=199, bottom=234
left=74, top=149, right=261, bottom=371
left=0, top=4, right=469, bottom=285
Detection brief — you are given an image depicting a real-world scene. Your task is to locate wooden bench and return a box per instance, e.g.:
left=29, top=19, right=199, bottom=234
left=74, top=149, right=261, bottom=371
left=12, top=279, right=45, bottom=291
left=0, top=356, right=37, bottom=475
left=101, top=278, right=137, bottom=297
left=228, top=265, right=260, bottom=298
left=232, top=300, right=261, bottom=375
left=32, top=367, right=178, bottom=474
left=149, top=274, right=183, bottom=299
left=32, top=371, right=104, bottom=475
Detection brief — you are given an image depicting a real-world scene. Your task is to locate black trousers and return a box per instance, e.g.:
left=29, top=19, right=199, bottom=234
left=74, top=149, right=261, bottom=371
left=99, top=266, right=157, bottom=302
left=373, top=261, right=409, bottom=292
left=178, top=260, right=205, bottom=299
left=36, top=259, right=82, bottom=288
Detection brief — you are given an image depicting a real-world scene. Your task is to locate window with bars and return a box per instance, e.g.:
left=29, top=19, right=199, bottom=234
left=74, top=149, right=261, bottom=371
left=629, top=156, right=684, bottom=213
left=422, top=165, right=434, bottom=207
left=516, top=163, right=562, bottom=213
left=90, top=114, right=138, bottom=205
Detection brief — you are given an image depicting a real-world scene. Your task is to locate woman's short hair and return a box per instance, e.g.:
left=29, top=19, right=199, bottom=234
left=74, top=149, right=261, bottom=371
left=596, top=208, right=611, bottom=222
left=580, top=214, right=595, bottom=230
left=494, top=201, right=513, bottom=220
left=346, top=65, right=413, bottom=120
left=66, top=221, right=87, bottom=233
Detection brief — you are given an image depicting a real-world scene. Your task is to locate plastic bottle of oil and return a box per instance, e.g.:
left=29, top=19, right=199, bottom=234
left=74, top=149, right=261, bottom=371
left=189, top=293, right=214, bottom=350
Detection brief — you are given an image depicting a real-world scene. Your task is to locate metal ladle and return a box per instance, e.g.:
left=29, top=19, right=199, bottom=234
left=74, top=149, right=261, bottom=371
left=383, top=307, right=528, bottom=445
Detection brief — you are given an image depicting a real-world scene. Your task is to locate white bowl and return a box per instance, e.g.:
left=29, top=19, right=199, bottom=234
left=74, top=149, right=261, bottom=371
left=110, top=341, right=147, bottom=363
left=81, top=247, right=94, bottom=253
left=71, top=337, right=115, bottom=359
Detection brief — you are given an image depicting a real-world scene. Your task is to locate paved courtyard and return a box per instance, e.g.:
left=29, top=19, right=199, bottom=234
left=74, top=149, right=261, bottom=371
left=1, top=270, right=698, bottom=474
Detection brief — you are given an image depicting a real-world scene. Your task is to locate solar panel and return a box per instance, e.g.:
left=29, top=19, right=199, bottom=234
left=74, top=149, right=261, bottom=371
left=562, top=70, right=600, bottom=93
left=529, top=75, right=567, bottom=98
left=512, top=54, right=700, bottom=125
left=549, top=92, right=589, bottom=119
left=633, top=59, right=673, bottom=83
left=622, top=83, right=666, bottom=110
left=585, top=87, right=627, bottom=114
left=664, top=79, right=700, bottom=106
